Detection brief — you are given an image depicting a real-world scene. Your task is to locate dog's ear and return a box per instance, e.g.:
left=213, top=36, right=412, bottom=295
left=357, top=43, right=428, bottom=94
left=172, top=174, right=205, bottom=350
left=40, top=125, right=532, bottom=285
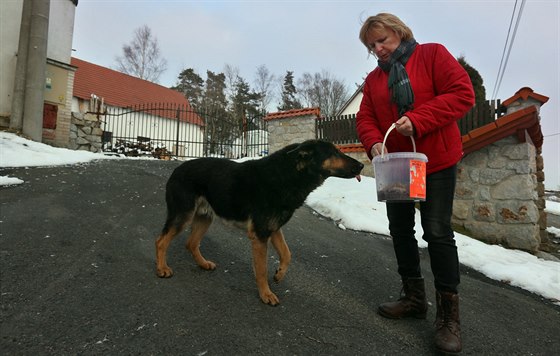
left=297, top=149, right=312, bottom=159
left=286, top=142, right=306, bottom=155
left=286, top=141, right=316, bottom=170
left=287, top=144, right=312, bottom=158
left=286, top=144, right=301, bottom=155
left=295, top=147, right=314, bottom=171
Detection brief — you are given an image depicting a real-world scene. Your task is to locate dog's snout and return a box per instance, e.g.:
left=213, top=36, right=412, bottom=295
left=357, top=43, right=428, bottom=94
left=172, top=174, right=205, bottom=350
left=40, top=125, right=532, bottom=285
left=347, top=156, right=364, bottom=172
left=354, top=161, right=365, bottom=175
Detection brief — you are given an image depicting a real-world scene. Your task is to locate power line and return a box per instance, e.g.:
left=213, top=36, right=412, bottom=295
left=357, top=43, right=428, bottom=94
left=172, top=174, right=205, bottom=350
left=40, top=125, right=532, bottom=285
left=491, top=0, right=518, bottom=100
left=491, top=0, right=526, bottom=101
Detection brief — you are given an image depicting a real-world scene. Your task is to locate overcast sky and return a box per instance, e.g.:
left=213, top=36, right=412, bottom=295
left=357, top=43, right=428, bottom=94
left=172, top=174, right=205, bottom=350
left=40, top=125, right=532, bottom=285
left=71, top=0, right=559, bottom=189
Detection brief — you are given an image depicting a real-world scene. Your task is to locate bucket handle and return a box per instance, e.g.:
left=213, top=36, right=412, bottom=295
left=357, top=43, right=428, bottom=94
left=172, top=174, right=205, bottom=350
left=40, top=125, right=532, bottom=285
left=380, top=123, right=417, bottom=158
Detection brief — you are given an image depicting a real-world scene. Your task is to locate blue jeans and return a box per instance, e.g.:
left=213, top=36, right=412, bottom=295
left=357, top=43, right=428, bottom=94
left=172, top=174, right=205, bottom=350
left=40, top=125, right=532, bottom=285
left=386, top=165, right=459, bottom=293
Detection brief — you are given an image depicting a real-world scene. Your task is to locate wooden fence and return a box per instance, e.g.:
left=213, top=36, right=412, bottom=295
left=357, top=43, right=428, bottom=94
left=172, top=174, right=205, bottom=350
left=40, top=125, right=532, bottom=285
left=316, top=100, right=505, bottom=144
left=457, top=99, right=504, bottom=135
left=315, top=114, right=359, bottom=144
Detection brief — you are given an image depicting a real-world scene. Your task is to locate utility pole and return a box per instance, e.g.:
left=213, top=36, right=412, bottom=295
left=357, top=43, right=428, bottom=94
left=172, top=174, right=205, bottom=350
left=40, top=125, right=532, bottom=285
left=22, top=0, right=50, bottom=141
left=10, top=0, right=32, bottom=131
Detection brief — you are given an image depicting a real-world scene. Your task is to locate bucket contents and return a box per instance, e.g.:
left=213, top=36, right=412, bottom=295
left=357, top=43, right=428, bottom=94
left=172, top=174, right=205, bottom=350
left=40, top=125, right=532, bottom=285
left=372, top=124, right=428, bottom=202
left=373, top=152, right=427, bottom=201
left=377, top=183, right=408, bottom=201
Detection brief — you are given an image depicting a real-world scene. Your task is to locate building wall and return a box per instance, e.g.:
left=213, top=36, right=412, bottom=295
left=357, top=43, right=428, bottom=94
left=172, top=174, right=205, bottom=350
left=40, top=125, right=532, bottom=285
left=0, top=0, right=76, bottom=129
left=0, top=1, right=23, bottom=120
left=41, top=60, right=75, bottom=147
left=339, top=92, right=363, bottom=116
left=103, top=109, right=205, bottom=157
left=47, top=0, right=76, bottom=63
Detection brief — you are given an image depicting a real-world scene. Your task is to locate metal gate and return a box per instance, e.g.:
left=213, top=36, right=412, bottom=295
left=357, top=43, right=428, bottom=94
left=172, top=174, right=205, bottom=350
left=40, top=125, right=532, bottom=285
left=101, top=103, right=268, bottom=160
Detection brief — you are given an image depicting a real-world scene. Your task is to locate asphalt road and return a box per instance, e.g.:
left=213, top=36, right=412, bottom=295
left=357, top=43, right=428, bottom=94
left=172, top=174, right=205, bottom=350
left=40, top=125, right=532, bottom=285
left=1, top=159, right=559, bottom=355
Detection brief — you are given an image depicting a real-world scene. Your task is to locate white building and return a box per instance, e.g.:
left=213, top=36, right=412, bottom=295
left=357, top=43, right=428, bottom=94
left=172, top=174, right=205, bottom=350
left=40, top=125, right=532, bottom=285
left=0, top=0, right=78, bottom=146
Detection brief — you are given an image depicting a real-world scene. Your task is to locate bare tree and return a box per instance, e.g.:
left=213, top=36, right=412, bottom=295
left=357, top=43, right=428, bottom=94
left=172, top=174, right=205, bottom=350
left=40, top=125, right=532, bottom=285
left=298, top=69, right=349, bottom=116
left=253, top=65, right=276, bottom=113
left=223, top=64, right=240, bottom=110
left=115, top=25, right=167, bottom=83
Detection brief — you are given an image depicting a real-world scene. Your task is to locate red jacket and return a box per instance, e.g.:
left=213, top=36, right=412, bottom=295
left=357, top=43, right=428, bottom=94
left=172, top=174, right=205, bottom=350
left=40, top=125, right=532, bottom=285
left=356, top=43, right=475, bottom=175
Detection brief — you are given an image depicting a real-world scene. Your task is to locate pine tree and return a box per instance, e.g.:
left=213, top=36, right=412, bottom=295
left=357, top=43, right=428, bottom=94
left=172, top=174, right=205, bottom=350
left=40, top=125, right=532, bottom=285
left=202, top=70, right=230, bottom=154
left=231, top=76, right=262, bottom=120
left=278, top=71, right=302, bottom=111
left=171, top=68, right=204, bottom=111
left=204, top=70, right=228, bottom=109
left=458, top=56, right=486, bottom=103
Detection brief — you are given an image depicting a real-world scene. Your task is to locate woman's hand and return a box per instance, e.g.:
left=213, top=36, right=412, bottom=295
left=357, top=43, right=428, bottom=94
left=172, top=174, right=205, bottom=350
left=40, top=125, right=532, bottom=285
left=371, top=142, right=388, bottom=157
left=372, top=117, right=415, bottom=157
left=395, top=116, right=415, bottom=136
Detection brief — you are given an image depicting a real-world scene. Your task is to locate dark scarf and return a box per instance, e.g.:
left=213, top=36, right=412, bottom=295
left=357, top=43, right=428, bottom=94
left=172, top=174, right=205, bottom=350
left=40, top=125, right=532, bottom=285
left=378, top=39, right=418, bottom=116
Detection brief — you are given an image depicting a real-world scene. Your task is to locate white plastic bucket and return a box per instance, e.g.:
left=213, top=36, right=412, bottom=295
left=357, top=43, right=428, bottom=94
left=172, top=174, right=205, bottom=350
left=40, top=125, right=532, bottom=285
left=372, top=123, right=428, bottom=202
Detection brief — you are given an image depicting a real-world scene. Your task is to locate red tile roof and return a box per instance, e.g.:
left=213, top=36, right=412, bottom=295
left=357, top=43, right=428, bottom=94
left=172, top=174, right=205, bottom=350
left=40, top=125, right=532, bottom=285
left=71, top=57, right=187, bottom=107
left=71, top=57, right=203, bottom=126
left=264, top=107, right=321, bottom=121
left=338, top=143, right=366, bottom=153
left=502, top=87, right=549, bottom=107
left=460, top=87, right=549, bottom=155
left=462, top=105, right=542, bottom=155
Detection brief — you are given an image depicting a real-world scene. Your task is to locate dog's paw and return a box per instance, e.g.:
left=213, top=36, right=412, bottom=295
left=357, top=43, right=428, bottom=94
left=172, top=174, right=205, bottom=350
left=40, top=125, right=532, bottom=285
left=156, top=266, right=174, bottom=278
left=273, top=268, right=286, bottom=283
left=260, top=291, right=280, bottom=306
left=200, top=260, right=216, bottom=270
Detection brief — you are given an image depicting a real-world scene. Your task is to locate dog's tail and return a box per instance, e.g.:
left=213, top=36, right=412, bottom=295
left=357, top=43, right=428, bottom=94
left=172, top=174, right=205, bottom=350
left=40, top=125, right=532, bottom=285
left=161, top=179, right=196, bottom=235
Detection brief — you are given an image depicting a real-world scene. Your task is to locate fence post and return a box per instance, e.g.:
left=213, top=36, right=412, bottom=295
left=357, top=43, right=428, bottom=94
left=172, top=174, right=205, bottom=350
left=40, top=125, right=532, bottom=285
left=243, top=110, right=247, bottom=157
left=175, top=106, right=181, bottom=156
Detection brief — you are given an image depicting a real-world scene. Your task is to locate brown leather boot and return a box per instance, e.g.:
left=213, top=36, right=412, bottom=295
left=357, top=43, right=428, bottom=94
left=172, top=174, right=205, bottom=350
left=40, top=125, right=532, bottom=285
left=434, top=290, right=462, bottom=354
left=378, top=277, right=428, bottom=319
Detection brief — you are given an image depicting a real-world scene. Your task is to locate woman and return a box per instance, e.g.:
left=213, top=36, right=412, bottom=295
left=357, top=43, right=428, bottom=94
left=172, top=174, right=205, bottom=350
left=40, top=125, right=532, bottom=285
left=356, top=13, right=474, bottom=354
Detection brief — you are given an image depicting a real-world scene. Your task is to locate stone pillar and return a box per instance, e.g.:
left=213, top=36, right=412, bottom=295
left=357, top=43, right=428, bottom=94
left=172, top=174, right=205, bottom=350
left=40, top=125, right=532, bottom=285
left=264, top=108, right=320, bottom=153
left=453, top=88, right=549, bottom=253
left=69, top=111, right=103, bottom=152
left=502, top=87, right=550, bottom=251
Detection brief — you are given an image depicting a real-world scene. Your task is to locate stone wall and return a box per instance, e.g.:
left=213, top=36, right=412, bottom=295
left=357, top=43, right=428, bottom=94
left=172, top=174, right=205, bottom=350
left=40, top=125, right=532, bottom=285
left=68, top=112, right=103, bottom=152
left=453, top=135, right=541, bottom=252
left=266, top=114, right=316, bottom=153
left=266, top=112, right=372, bottom=175
left=452, top=89, right=549, bottom=254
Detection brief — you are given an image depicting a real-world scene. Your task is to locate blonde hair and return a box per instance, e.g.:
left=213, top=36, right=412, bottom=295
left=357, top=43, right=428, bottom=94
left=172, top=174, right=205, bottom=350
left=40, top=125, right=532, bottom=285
left=359, top=13, right=414, bottom=51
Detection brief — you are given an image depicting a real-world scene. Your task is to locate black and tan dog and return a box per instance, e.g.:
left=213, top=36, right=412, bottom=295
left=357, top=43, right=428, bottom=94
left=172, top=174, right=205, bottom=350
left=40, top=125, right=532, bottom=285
left=155, top=139, right=364, bottom=305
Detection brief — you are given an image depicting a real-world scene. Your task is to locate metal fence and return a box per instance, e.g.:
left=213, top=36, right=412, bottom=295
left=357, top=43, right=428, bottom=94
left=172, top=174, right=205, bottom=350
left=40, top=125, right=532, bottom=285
left=102, top=99, right=502, bottom=159
left=101, top=104, right=268, bottom=160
